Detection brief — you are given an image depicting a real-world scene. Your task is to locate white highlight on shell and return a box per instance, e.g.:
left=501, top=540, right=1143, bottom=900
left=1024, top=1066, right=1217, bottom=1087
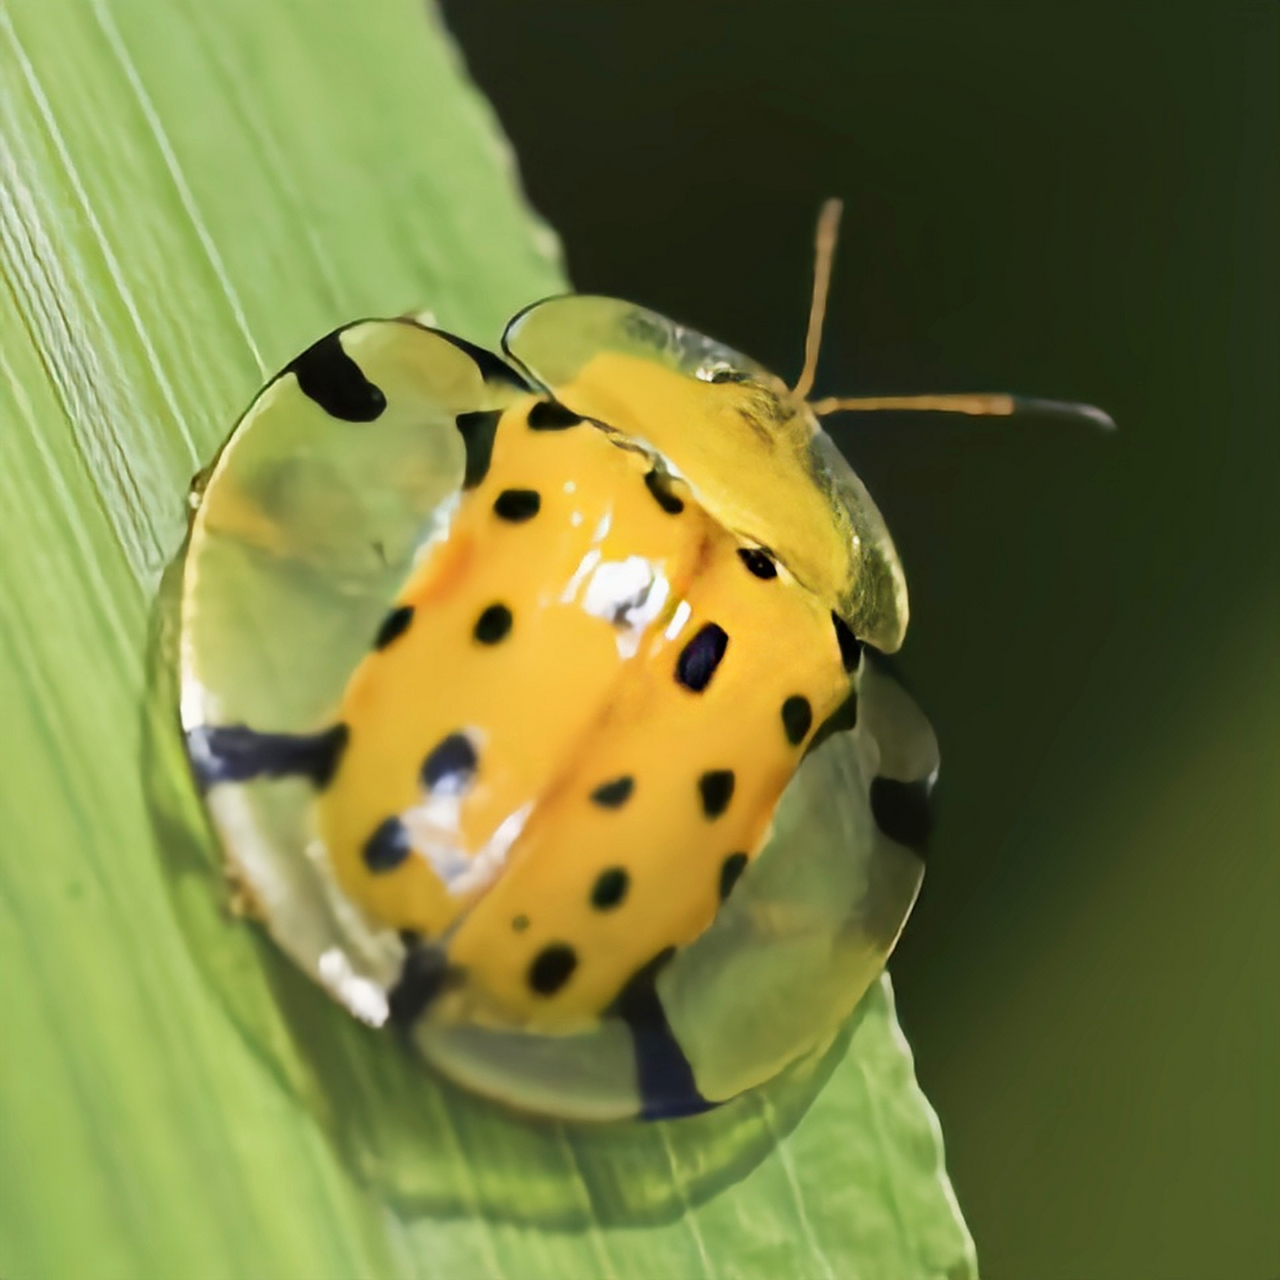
left=401, top=790, right=531, bottom=901
left=582, top=555, right=653, bottom=620
left=464, top=802, right=534, bottom=896
left=179, top=673, right=212, bottom=732
left=318, top=947, right=389, bottom=1026
left=581, top=556, right=670, bottom=657
left=558, top=510, right=615, bottom=607
left=410, top=492, right=460, bottom=566
left=664, top=598, right=693, bottom=642
left=401, top=790, right=469, bottom=887
left=561, top=548, right=602, bottom=605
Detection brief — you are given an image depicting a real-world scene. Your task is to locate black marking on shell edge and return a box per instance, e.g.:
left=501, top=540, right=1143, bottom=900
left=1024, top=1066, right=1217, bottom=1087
left=870, top=776, right=934, bottom=856
left=186, top=723, right=349, bottom=792
left=609, top=948, right=713, bottom=1120
left=285, top=331, right=387, bottom=422
left=527, top=399, right=583, bottom=430
left=388, top=944, right=458, bottom=1027
left=675, top=623, right=729, bottom=692
left=456, top=410, right=502, bottom=489
left=362, top=816, right=411, bottom=873
left=424, top=327, right=531, bottom=390
left=374, top=605, right=414, bottom=650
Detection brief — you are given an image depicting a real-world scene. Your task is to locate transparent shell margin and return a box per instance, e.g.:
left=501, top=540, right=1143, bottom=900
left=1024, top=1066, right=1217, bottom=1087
left=150, top=558, right=872, bottom=1221
left=173, top=314, right=928, bottom=1131
left=503, top=295, right=908, bottom=651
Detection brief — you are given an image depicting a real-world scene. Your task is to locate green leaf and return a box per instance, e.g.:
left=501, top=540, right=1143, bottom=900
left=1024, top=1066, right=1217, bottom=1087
left=0, top=0, right=976, bottom=1276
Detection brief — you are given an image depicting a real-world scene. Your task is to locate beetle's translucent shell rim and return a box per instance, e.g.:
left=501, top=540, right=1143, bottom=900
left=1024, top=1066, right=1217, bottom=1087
left=504, top=295, right=909, bottom=653
left=176, top=310, right=932, bottom=1121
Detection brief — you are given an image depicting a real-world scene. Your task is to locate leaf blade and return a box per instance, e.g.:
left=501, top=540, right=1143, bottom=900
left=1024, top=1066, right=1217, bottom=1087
left=0, top=1, right=974, bottom=1277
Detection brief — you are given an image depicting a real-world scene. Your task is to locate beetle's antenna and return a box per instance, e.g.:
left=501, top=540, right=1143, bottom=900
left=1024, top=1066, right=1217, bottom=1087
left=810, top=392, right=1115, bottom=431
left=792, top=198, right=843, bottom=400
left=794, top=199, right=1114, bottom=431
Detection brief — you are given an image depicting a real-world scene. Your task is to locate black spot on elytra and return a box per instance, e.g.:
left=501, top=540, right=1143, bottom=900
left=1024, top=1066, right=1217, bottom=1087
left=528, top=943, right=578, bottom=995
left=608, top=948, right=712, bottom=1119
left=374, top=605, right=413, bottom=650
left=719, top=852, right=748, bottom=901
left=455, top=409, right=502, bottom=489
left=643, top=468, right=684, bottom=514
left=527, top=399, right=582, bottom=430
left=737, top=547, right=777, bottom=579
left=512, top=914, right=529, bottom=932
left=590, top=775, right=634, bottom=808
left=591, top=867, right=630, bottom=910
left=387, top=944, right=456, bottom=1026
left=421, top=732, right=477, bottom=791
left=493, top=488, right=541, bottom=521
left=781, top=695, right=813, bottom=746
left=474, top=603, right=513, bottom=644
left=698, top=769, right=735, bottom=819
left=186, top=722, right=349, bottom=792
left=675, top=623, right=728, bottom=692
left=832, top=612, right=862, bottom=672
left=870, top=776, right=934, bottom=855
left=806, top=688, right=859, bottom=757
left=362, top=816, right=411, bottom=873
left=285, top=331, right=386, bottom=422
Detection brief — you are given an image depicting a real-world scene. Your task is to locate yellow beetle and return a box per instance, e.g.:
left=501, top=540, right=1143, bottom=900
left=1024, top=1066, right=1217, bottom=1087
left=180, top=203, right=1106, bottom=1119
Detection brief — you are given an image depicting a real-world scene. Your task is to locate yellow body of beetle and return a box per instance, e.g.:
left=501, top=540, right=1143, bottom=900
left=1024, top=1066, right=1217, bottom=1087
left=179, top=204, right=1101, bottom=1118
left=318, top=360, right=860, bottom=1033
left=180, top=277, right=936, bottom=1120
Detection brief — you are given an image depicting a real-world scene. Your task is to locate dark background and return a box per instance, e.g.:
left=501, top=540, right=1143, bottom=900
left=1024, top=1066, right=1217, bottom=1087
left=441, top=6, right=1278, bottom=1278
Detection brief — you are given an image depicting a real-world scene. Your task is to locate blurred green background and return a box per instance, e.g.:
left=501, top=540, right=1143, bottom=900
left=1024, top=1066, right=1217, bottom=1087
left=440, top=5, right=1278, bottom=1278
